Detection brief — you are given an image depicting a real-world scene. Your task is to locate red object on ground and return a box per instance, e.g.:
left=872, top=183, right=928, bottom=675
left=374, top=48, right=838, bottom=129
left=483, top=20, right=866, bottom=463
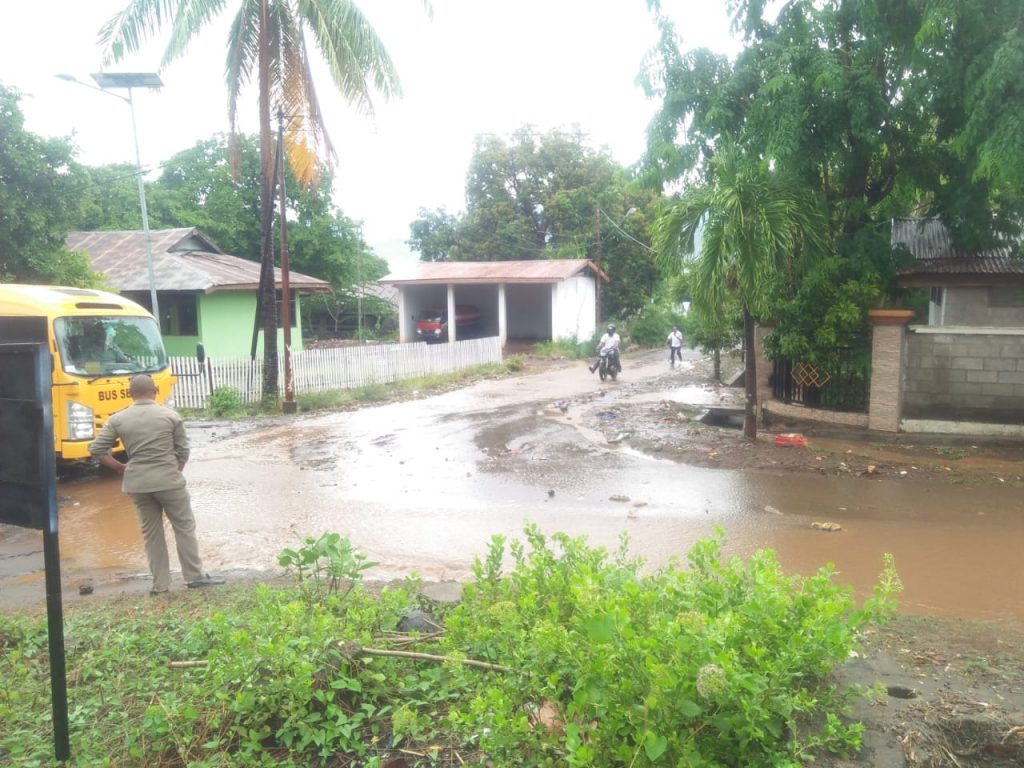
left=774, top=433, right=808, bottom=447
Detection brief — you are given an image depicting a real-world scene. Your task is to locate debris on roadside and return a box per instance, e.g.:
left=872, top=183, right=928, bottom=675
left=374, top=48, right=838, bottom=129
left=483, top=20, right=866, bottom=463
left=811, top=521, right=842, bottom=532
left=774, top=433, right=808, bottom=447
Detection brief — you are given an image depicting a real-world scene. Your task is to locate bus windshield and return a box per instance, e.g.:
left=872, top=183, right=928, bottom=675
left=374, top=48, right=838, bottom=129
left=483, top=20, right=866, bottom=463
left=55, top=315, right=168, bottom=377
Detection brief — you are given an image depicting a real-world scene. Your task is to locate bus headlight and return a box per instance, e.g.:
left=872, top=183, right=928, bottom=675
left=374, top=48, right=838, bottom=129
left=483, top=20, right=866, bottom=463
left=67, top=401, right=94, bottom=440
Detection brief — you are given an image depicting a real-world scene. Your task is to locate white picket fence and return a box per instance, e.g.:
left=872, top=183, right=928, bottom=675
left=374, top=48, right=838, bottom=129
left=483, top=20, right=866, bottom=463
left=169, top=336, right=503, bottom=409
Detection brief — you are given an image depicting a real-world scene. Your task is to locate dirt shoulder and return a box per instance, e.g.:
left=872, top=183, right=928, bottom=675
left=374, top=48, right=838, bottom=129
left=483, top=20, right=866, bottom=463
left=826, top=615, right=1024, bottom=767
left=580, top=351, right=1024, bottom=489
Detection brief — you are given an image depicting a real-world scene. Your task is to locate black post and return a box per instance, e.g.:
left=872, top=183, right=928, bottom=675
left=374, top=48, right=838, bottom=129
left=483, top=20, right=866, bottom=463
left=44, top=523, right=69, bottom=761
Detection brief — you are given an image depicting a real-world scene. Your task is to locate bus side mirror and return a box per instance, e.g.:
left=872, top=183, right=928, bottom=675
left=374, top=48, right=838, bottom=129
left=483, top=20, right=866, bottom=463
left=196, top=343, right=206, bottom=364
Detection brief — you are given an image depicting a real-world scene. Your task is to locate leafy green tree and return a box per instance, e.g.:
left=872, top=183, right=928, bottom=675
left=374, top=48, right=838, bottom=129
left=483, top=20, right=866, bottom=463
left=407, top=207, right=459, bottom=262
left=77, top=163, right=151, bottom=233
left=642, top=0, right=1024, bottom=366
left=654, top=144, right=826, bottom=438
left=102, top=0, right=412, bottom=397
left=0, top=84, right=96, bottom=286
left=408, top=127, right=663, bottom=318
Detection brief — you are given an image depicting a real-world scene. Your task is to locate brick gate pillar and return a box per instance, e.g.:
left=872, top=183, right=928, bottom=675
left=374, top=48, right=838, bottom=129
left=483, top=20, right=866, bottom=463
left=867, top=310, right=914, bottom=432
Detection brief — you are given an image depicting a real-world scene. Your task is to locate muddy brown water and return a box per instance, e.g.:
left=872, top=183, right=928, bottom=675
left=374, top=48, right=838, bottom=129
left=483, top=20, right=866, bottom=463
left=2, top=351, right=1022, bottom=624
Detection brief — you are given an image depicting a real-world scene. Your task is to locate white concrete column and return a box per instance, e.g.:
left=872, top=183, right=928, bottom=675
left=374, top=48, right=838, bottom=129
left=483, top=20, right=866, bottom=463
left=397, top=289, right=409, bottom=344
left=498, top=283, right=507, bottom=347
left=446, top=284, right=457, bottom=342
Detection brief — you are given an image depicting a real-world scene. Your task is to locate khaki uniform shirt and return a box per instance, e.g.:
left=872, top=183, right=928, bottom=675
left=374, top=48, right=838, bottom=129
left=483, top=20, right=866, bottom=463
left=88, top=399, right=190, bottom=493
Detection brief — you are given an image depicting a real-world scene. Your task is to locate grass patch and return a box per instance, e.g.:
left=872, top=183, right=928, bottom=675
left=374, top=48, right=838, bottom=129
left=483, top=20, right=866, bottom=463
left=1, top=527, right=900, bottom=767
left=532, top=337, right=592, bottom=359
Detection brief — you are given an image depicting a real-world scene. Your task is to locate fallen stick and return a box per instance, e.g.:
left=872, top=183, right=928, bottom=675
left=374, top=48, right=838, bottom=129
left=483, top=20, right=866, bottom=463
left=336, top=640, right=510, bottom=672
left=168, top=644, right=510, bottom=674
left=167, top=660, right=208, bottom=669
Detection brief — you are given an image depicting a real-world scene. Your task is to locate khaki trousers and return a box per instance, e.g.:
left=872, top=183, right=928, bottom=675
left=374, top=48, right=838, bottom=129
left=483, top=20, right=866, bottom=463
left=129, top=487, right=204, bottom=591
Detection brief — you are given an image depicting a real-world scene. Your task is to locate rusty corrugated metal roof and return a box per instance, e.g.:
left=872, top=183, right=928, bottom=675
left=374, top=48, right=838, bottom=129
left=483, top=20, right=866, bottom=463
left=66, top=228, right=331, bottom=293
left=892, top=218, right=1023, bottom=277
left=379, top=259, right=608, bottom=285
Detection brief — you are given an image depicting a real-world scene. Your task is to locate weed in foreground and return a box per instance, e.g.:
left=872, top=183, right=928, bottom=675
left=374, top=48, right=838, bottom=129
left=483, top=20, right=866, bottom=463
left=0, top=527, right=900, bottom=767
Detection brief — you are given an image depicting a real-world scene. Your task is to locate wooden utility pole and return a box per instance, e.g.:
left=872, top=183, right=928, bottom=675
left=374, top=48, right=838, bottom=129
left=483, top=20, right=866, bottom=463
left=595, top=208, right=602, bottom=326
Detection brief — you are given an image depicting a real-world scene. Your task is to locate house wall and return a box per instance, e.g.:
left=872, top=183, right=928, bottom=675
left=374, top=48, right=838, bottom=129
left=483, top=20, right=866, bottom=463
left=552, top=276, right=597, bottom=341
left=903, top=327, right=1024, bottom=423
left=941, top=287, right=1024, bottom=327
left=176, top=291, right=305, bottom=358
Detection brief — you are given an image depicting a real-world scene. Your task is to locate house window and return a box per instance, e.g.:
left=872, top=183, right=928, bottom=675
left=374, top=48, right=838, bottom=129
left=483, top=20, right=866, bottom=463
left=276, top=291, right=298, bottom=329
left=989, top=285, right=1024, bottom=308
left=929, top=287, right=943, bottom=306
left=125, top=291, right=199, bottom=336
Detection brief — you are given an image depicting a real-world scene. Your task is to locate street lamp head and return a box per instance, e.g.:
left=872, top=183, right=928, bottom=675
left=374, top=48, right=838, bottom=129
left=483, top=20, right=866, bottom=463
left=55, top=73, right=80, bottom=84
left=90, top=72, right=163, bottom=90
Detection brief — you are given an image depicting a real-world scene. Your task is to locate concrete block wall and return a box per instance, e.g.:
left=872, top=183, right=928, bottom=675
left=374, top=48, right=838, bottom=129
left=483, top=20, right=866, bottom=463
left=904, top=330, right=1024, bottom=422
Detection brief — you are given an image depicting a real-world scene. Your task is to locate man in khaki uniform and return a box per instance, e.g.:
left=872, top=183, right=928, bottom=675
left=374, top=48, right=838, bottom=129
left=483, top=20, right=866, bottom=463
left=89, top=374, right=223, bottom=594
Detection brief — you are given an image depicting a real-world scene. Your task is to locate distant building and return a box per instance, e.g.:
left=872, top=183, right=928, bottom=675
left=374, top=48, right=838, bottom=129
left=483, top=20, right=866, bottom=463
left=67, top=228, right=330, bottom=357
left=380, top=259, right=608, bottom=345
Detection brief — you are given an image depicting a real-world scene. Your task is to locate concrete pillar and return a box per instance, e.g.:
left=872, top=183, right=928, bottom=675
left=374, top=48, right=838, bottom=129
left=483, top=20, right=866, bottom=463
left=446, top=284, right=456, bottom=342
left=498, top=283, right=507, bottom=348
left=867, top=310, right=914, bottom=432
left=754, top=323, right=774, bottom=417
left=397, top=289, right=409, bottom=344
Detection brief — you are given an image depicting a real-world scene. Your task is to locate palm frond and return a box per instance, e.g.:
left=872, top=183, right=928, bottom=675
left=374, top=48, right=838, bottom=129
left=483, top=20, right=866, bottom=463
left=297, top=0, right=402, bottom=118
left=99, top=0, right=178, bottom=64
left=225, top=0, right=260, bottom=175
left=162, top=0, right=228, bottom=66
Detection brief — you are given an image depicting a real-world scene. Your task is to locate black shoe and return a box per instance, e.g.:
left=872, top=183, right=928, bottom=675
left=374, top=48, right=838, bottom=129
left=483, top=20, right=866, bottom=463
left=588, top=364, right=596, bottom=373
left=186, top=574, right=226, bottom=589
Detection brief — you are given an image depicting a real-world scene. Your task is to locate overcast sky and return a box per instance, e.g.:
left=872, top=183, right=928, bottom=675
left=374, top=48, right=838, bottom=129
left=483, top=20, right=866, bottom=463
left=0, top=1, right=740, bottom=270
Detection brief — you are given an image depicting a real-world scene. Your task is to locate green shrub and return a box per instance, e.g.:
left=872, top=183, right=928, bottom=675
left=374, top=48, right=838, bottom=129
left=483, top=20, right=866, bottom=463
left=443, top=525, right=900, bottom=767
left=207, top=386, right=244, bottom=417
left=278, top=532, right=377, bottom=606
left=627, top=303, right=688, bottom=348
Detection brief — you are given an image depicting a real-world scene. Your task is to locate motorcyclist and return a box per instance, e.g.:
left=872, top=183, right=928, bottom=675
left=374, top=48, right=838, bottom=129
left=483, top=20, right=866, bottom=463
left=589, top=323, right=621, bottom=374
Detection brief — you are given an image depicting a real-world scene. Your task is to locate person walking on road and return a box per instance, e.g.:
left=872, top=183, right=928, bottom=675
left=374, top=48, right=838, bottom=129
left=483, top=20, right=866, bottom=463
left=667, top=325, right=684, bottom=368
left=89, top=374, right=224, bottom=595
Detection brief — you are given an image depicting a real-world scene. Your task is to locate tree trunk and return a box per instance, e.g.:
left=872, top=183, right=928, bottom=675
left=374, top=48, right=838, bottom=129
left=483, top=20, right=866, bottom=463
left=257, top=0, right=279, bottom=399
left=713, top=349, right=721, bottom=381
left=742, top=307, right=757, bottom=439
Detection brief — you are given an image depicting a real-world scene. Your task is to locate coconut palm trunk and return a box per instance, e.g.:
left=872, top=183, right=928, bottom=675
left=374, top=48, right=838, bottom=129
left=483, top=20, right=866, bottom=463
left=257, top=0, right=279, bottom=398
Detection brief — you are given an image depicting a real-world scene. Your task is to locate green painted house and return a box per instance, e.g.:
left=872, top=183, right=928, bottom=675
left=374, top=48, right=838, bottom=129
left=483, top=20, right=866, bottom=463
left=67, top=228, right=330, bottom=358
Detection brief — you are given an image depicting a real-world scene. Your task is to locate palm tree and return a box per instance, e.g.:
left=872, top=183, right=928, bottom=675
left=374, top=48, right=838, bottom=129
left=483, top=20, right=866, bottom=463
left=653, top=144, right=826, bottom=438
left=100, top=0, right=415, bottom=397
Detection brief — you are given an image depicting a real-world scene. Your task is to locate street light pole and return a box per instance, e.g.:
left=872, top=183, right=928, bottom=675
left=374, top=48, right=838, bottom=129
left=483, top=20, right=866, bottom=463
left=57, top=72, right=162, bottom=321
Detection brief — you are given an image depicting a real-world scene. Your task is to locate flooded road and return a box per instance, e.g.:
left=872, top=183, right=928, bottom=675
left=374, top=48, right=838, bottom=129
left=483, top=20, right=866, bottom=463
left=2, top=350, right=1022, bottom=623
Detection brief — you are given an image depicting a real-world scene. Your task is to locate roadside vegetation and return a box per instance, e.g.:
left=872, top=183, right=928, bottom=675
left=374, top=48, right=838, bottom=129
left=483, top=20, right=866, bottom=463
left=0, top=527, right=900, bottom=767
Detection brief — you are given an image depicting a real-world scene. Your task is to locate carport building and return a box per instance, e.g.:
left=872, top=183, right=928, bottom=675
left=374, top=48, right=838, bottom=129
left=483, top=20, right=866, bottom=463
left=379, top=260, right=608, bottom=345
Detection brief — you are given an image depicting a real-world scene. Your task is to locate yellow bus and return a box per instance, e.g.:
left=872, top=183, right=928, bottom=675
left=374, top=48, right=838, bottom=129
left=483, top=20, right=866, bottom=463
left=0, top=284, right=177, bottom=461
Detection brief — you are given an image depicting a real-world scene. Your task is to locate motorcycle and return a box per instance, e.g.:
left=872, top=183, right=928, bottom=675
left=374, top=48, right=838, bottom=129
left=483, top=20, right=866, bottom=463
left=597, top=347, right=621, bottom=381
